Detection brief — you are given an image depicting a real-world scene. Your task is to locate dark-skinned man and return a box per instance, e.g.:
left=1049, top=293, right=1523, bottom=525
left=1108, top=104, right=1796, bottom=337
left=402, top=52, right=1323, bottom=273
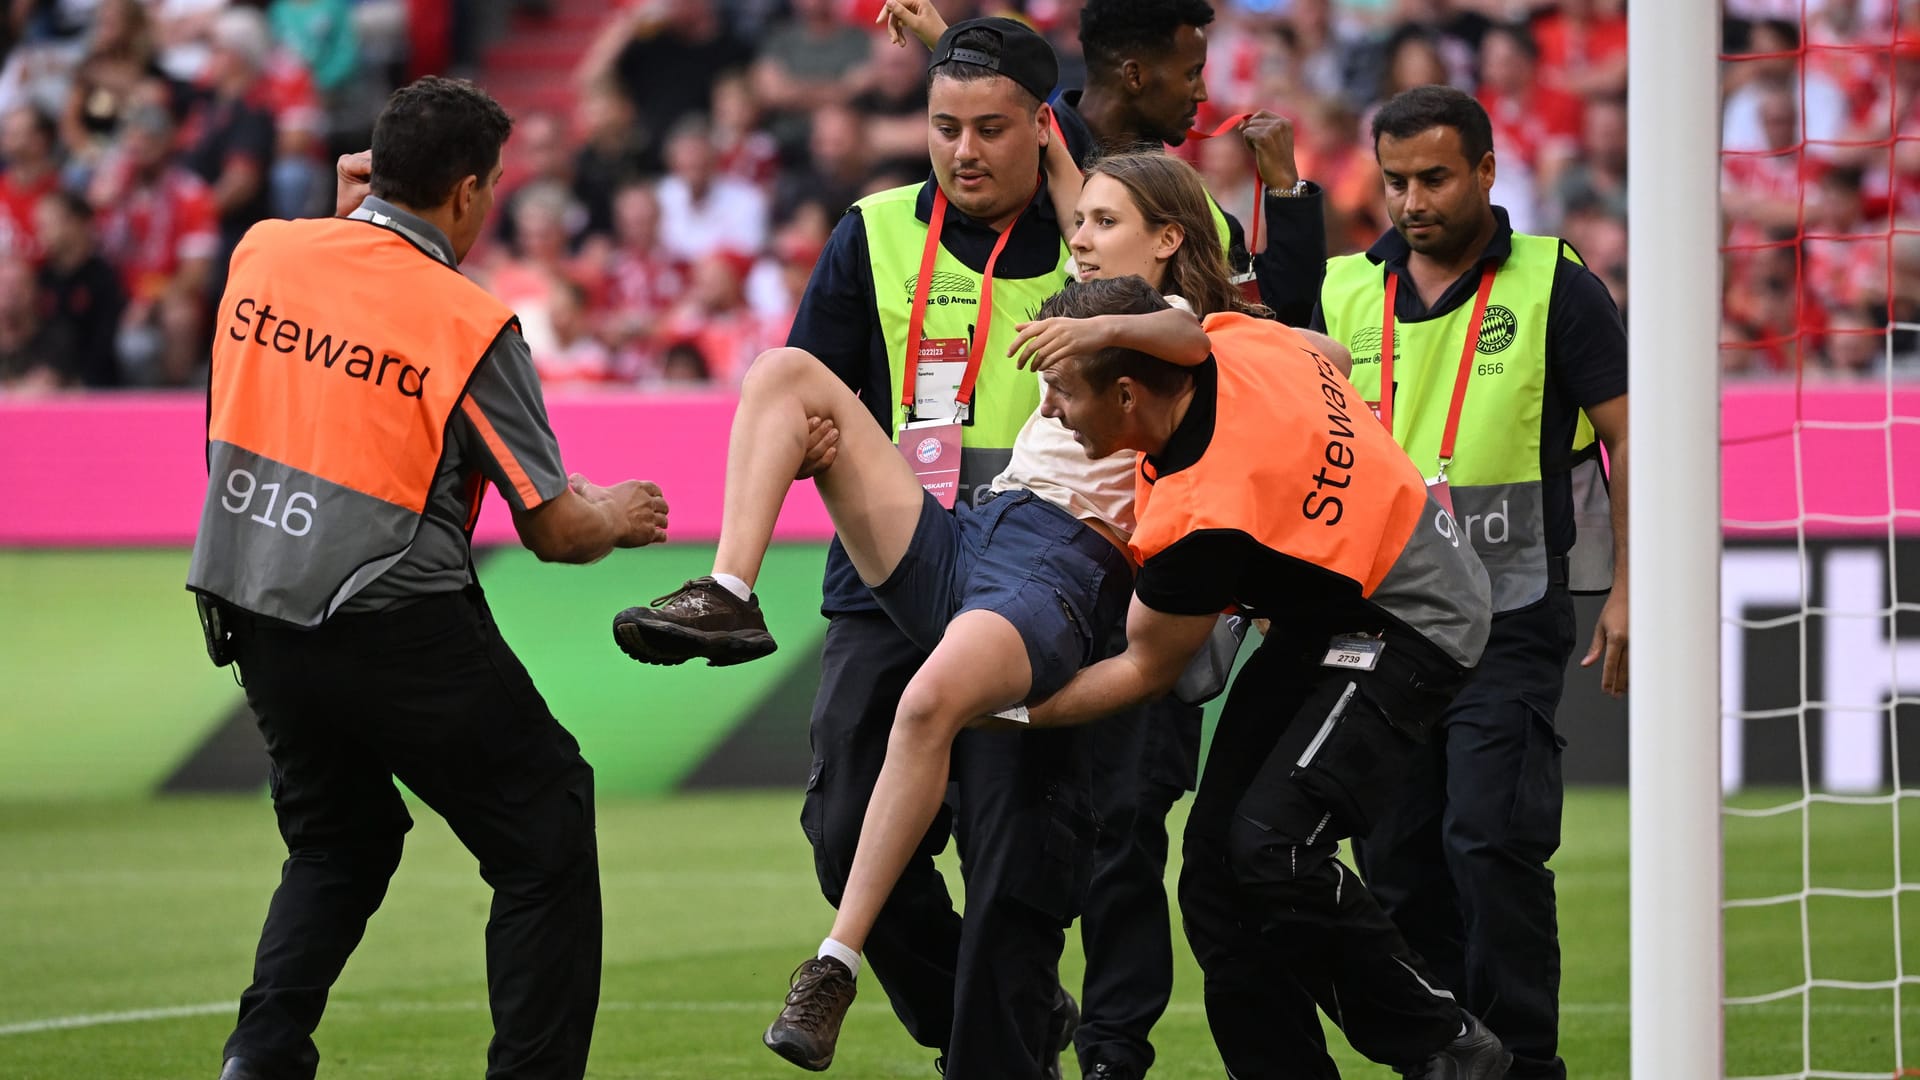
left=1048, top=5, right=1329, bottom=1077
left=1309, top=85, right=1631, bottom=1080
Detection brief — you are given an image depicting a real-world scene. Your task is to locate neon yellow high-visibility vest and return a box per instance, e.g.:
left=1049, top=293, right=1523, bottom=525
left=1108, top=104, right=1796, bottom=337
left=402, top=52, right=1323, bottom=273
left=857, top=183, right=1073, bottom=508
left=1322, top=232, right=1613, bottom=611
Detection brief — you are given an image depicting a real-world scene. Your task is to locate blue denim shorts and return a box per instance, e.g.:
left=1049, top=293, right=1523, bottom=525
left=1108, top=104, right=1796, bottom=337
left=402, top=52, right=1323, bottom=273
left=870, top=489, right=1135, bottom=701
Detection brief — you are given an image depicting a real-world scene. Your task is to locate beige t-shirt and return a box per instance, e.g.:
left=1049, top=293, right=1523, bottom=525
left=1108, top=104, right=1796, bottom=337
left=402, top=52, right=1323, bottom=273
left=989, top=296, right=1195, bottom=541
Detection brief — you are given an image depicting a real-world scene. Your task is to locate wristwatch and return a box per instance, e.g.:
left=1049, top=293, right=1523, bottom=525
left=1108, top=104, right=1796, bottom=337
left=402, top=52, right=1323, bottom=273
left=1269, top=180, right=1310, bottom=198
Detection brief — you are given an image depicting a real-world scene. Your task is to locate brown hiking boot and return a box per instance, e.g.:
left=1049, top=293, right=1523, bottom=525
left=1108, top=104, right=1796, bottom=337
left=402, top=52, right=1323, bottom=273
left=611, top=577, right=777, bottom=667
left=763, top=955, right=857, bottom=1071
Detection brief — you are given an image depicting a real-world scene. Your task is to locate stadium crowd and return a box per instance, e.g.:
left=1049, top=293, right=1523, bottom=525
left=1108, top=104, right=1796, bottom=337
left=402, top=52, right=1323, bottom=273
left=0, top=0, right=1914, bottom=392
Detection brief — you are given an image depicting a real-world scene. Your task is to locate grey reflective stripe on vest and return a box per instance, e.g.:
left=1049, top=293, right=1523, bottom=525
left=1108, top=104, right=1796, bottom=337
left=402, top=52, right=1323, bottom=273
left=1370, top=491, right=1493, bottom=668
left=1568, top=456, right=1614, bottom=593
left=186, top=441, right=423, bottom=627
left=1448, top=482, right=1551, bottom=612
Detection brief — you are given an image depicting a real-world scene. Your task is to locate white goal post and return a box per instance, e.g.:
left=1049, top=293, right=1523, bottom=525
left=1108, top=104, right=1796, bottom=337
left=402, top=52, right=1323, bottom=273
left=1627, top=0, right=1724, bottom=1076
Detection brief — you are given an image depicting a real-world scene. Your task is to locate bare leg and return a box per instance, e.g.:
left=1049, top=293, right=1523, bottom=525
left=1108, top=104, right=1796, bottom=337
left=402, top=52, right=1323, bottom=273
left=827, top=609, right=1034, bottom=953
left=712, top=347, right=928, bottom=588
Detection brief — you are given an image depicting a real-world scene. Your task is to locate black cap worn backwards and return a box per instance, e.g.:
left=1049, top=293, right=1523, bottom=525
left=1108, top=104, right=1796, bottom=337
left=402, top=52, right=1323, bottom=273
left=930, top=16, right=1060, bottom=104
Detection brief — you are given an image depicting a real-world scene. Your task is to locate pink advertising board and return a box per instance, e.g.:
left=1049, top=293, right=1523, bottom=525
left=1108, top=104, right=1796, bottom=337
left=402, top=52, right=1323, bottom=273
left=2, top=385, right=1917, bottom=546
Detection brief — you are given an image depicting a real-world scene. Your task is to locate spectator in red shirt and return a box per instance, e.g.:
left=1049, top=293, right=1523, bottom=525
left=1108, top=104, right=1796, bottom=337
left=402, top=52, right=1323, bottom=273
left=1723, top=233, right=1823, bottom=377
left=600, top=179, right=685, bottom=381
left=710, top=72, right=781, bottom=187
left=1530, top=0, right=1627, bottom=98
left=89, top=99, right=217, bottom=385
left=0, top=105, right=60, bottom=263
left=1805, top=165, right=1886, bottom=325
left=1722, top=87, right=1822, bottom=355
left=1477, top=23, right=1584, bottom=228
left=483, top=181, right=604, bottom=370
left=1723, top=84, right=1822, bottom=246
left=746, top=201, right=830, bottom=341
left=530, top=275, right=615, bottom=390
left=1836, top=32, right=1920, bottom=225
left=660, top=248, right=779, bottom=385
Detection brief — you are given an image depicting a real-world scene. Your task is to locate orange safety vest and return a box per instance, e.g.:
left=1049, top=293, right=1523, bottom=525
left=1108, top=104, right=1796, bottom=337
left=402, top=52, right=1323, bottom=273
left=186, top=217, right=515, bottom=626
left=1131, top=311, right=1490, bottom=667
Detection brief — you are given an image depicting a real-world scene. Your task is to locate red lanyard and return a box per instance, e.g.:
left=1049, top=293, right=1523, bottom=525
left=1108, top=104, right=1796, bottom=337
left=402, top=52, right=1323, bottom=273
left=1183, top=113, right=1262, bottom=254
left=900, top=181, right=1033, bottom=422
left=1379, top=264, right=1497, bottom=467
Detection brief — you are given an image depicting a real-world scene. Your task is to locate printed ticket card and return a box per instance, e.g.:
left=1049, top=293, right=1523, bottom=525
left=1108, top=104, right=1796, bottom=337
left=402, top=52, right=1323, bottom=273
left=899, top=419, right=962, bottom=510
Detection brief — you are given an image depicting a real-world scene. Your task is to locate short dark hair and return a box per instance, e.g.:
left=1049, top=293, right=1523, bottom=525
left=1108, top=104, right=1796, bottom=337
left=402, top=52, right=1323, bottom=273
left=929, top=26, right=1043, bottom=113
left=1371, top=84, right=1494, bottom=168
left=1038, top=276, right=1191, bottom=396
left=1079, top=0, right=1216, bottom=70
left=369, top=77, right=513, bottom=210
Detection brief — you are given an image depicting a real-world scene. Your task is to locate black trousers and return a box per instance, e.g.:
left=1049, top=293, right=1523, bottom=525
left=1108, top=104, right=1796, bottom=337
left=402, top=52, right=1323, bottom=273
left=1074, top=694, right=1200, bottom=1076
left=1180, top=627, right=1467, bottom=1078
left=222, top=588, right=601, bottom=1080
left=1355, top=587, right=1577, bottom=1080
left=802, top=610, right=1095, bottom=1080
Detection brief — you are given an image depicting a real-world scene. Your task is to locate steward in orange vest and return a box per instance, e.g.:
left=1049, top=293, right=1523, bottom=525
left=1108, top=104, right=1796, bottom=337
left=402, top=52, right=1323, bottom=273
left=1013, top=276, right=1509, bottom=1078
left=188, top=215, right=516, bottom=625
left=189, top=76, right=668, bottom=1080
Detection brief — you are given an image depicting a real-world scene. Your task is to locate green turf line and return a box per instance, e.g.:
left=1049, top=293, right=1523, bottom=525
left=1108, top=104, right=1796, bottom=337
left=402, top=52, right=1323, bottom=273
left=4, top=792, right=1914, bottom=1075
left=477, top=543, right=831, bottom=795
left=0, top=551, right=244, bottom=800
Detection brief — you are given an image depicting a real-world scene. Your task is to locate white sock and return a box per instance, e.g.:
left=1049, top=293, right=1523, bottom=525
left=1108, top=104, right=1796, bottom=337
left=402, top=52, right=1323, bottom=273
left=817, top=937, right=861, bottom=980
left=712, top=572, right=753, bottom=601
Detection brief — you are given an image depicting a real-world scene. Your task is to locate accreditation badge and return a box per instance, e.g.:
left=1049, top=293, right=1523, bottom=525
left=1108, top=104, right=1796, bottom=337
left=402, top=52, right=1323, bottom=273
left=912, top=337, right=971, bottom=421
left=1426, top=475, right=1455, bottom=518
left=899, top=418, right=963, bottom=509
left=1321, top=633, right=1384, bottom=671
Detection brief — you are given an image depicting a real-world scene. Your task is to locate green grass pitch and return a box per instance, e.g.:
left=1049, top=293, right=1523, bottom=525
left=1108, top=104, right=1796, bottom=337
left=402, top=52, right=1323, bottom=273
left=2, top=790, right=1915, bottom=1078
